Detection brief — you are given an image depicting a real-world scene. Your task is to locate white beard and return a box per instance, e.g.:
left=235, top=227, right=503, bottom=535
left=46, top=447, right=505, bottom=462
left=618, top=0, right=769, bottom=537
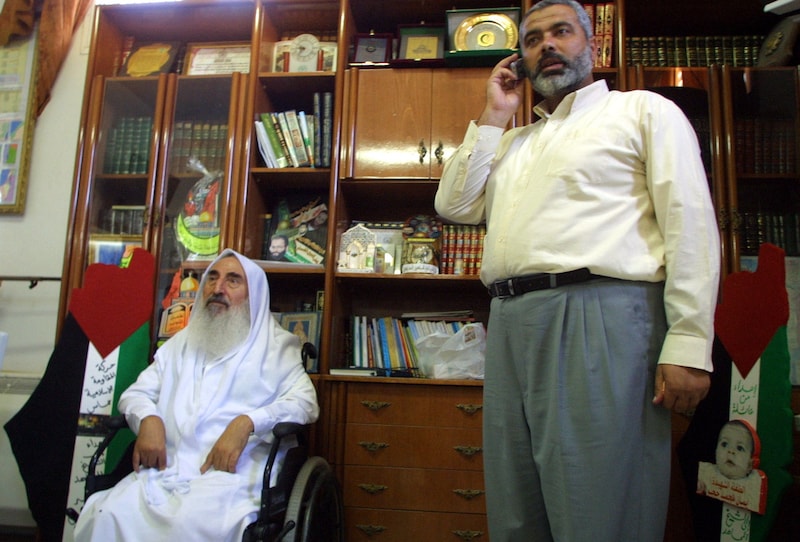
left=186, top=298, right=251, bottom=361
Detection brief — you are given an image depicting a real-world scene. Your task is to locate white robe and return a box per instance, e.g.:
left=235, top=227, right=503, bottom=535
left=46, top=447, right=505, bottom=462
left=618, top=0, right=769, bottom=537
left=74, top=249, right=320, bottom=542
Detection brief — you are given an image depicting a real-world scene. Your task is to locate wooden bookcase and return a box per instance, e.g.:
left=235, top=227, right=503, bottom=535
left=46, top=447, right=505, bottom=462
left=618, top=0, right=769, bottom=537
left=61, top=1, right=797, bottom=540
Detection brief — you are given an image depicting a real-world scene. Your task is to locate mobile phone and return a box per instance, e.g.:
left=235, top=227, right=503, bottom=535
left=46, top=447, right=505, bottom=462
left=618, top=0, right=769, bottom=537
left=511, top=58, right=529, bottom=80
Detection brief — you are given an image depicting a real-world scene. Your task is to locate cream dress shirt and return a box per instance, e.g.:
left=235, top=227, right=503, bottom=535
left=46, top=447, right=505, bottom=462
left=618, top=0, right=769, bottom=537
left=435, top=80, right=720, bottom=371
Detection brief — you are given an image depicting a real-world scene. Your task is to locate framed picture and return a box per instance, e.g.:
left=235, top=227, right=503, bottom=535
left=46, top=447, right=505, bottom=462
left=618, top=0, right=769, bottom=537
left=398, top=25, right=446, bottom=60
left=353, top=33, right=393, bottom=63
left=280, top=311, right=322, bottom=372
left=0, top=28, right=37, bottom=214
left=184, top=42, right=251, bottom=75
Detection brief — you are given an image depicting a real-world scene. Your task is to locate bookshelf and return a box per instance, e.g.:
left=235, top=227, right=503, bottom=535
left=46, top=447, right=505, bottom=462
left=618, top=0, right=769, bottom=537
left=60, top=1, right=798, bottom=540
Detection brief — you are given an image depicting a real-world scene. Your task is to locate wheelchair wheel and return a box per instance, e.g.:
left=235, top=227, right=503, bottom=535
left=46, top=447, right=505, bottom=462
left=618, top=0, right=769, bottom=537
left=283, top=456, right=343, bottom=542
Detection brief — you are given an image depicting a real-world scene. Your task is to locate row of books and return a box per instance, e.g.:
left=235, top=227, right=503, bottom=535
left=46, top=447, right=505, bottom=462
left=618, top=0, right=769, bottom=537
left=103, top=116, right=153, bottom=174
left=625, top=35, right=764, bottom=68
left=734, top=118, right=796, bottom=176
left=349, top=314, right=475, bottom=373
left=585, top=3, right=615, bottom=68
left=254, top=91, right=333, bottom=169
left=170, top=120, right=229, bottom=174
left=440, top=223, right=485, bottom=276
left=740, top=211, right=800, bottom=257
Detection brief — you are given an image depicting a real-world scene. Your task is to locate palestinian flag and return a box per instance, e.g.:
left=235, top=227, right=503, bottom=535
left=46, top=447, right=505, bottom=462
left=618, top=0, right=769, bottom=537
left=4, top=248, right=154, bottom=542
left=678, top=244, right=794, bottom=542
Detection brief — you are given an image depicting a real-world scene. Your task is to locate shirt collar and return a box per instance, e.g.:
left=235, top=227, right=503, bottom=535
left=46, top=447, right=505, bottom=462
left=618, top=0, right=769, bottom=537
left=533, top=79, right=609, bottom=120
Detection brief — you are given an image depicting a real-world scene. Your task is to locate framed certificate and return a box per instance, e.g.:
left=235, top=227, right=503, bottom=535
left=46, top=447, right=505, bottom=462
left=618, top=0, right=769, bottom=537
left=398, top=25, right=446, bottom=60
left=184, top=42, right=251, bottom=75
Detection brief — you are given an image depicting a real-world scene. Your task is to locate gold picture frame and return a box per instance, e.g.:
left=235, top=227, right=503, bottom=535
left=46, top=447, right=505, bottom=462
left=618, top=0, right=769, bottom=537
left=0, top=28, right=37, bottom=214
left=184, top=42, right=251, bottom=75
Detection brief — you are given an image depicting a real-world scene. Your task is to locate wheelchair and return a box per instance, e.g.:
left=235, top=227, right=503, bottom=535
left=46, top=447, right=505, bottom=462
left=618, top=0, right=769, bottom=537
left=66, top=346, right=344, bottom=542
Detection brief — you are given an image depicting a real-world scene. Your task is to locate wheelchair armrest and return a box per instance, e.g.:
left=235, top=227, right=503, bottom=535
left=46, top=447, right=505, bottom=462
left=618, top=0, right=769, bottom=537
left=104, top=414, right=129, bottom=431
left=84, top=415, right=133, bottom=500
left=272, top=422, right=308, bottom=446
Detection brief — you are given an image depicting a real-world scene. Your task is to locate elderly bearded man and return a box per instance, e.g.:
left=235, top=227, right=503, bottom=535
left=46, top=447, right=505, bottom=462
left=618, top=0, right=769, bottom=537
left=75, top=249, right=319, bottom=541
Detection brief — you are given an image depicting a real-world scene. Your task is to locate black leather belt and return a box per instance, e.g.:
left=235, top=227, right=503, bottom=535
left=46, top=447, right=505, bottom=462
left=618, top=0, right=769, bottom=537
left=488, top=268, right=597, bottom=298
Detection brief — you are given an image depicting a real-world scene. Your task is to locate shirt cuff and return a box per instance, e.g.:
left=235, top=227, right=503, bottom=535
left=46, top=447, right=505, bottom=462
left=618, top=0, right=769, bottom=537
left=473, top=122, right=504, bottom=152
left=658, top=333, right=714, bottom=372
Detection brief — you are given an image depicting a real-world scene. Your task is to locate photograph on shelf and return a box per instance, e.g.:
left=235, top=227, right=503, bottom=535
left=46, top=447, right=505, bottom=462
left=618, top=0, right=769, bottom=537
left=280, top=311, right=321, bottom=372
left=267, top=194, right=328, bottom=265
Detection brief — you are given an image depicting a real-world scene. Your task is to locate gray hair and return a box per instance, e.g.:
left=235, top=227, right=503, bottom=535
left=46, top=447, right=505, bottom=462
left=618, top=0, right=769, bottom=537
left=519, top=0, right=594, bottom=49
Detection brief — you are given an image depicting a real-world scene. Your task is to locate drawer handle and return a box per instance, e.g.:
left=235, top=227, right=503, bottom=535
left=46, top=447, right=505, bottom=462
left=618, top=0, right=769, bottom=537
left=358, top=483, right=389, bottom=495
left=454, top=445, right=482, bottom=457
left=359, top=441, right=389, bottom=452
left=434, top=141, right=444, bottom=165
left=453, top=530, right=485, bottom=541
left=357, top=524, right=387, bottom=536
left=418, top=139, right=427, bottom=164
left=456, top=403, right=483, bottom=415
left=361, top=400, right=391, bottom=411
left=453, top=488, right=485, bottom=500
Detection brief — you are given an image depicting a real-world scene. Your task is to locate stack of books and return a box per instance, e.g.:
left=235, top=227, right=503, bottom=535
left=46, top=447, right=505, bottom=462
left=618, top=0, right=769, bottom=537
left=585, top=2, right=615, bottom=68
left=625, top=35, right=763, bottom=67
left=170, top=120, right=228, bottom=173
left=254, top=91, right=333, bottom=168
left=348, top=311, right=475, bottom=373
left=103, top=116, right=153, bottom=174
left=439, top=223, right=486, bottom=276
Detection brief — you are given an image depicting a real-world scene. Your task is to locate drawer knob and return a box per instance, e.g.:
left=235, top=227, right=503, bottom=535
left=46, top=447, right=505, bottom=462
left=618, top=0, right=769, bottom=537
left=453, top=530, right=485, bottom=541
left=359, top=441, right=389, bottom=452
left=358, top=483, right=389, bottom=495
left=357, top=524, right=387, bottom=536
left=361, top=400, right=391, bottom=411
left=456, top=403, right=483, bottom=415
left=454, top=445, right=482, bottom=457
left=453, top=488, right=485, bottom=500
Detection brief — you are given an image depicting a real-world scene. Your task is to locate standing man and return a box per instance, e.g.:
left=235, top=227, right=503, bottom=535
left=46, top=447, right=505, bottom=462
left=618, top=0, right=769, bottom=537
left=435, top=1, right=720, bottom=540
left=74, top=249, right=319, bottom=541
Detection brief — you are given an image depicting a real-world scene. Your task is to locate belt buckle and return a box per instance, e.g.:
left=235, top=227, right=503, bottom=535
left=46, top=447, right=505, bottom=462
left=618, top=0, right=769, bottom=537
left=505, top=278, right=516, bottom=297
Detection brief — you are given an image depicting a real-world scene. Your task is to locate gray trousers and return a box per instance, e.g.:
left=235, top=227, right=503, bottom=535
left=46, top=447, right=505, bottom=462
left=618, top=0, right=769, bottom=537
left=483, top=278, right=671, bottom=542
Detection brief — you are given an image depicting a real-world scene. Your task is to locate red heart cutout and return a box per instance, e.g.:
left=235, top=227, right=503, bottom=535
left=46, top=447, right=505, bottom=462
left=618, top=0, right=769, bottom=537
left=69, top=248, right=155, bottom=358
left=715, top=244, right=789, bottom=378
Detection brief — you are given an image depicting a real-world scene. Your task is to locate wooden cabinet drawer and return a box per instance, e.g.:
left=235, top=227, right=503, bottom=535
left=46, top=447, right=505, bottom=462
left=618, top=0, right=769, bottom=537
left=344, top=465, right=485, bottom=514
left=345, top=507, right=488, bottom=542
left=346, top=382, right=483, bottom=427
left=345, top=423, right=483, bottom=469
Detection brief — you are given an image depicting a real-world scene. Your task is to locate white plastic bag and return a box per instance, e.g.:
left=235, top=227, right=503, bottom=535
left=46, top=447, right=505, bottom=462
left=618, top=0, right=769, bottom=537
left=415, top=323, right=486, bottom=379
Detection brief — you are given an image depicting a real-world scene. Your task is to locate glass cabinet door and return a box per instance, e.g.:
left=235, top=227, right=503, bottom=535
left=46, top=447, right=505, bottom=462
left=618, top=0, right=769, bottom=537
left=153, top=74, right=244, bottom=342
left=722, top=67, right=800, bottom=271
left=630, top=65, right=729, bottom=273
left=83, top=76, right=165, bottom=269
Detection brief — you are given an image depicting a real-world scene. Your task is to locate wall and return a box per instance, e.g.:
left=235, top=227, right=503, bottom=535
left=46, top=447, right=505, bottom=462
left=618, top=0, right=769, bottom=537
left=0, top=1, right=91, bottom=376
